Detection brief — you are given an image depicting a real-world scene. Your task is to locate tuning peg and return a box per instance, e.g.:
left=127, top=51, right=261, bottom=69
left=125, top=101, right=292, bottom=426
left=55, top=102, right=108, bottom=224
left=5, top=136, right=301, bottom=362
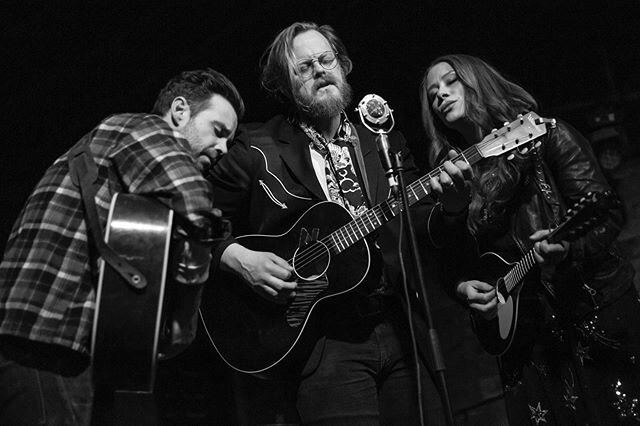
left=507, top=153, right=515, bottom=161
left=534, top=141, right=542, bottom=148
left=519, top=147, right=529, bottom=154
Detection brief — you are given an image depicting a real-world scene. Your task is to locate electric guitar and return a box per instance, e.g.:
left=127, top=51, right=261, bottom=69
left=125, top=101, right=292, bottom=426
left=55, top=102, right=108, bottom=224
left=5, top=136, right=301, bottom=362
left=92, top=193, right=174, bottom=393
left=200, top=112, right=556, bottom=375
left=470, top=190, right=618, bottom=356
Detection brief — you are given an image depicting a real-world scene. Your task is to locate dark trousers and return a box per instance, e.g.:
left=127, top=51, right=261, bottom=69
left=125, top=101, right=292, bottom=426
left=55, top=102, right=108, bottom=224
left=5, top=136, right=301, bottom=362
left=0, top=336, right=93, bottom=426
left=296, top=296, right=446, bottom=425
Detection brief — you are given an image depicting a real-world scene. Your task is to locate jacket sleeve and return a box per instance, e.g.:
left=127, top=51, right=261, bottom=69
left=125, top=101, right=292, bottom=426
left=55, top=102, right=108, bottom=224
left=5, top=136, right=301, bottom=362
left=541, top=120, right=625, bottom=266
left=541, top=120, right=635, bottom=309
left=204, top=131, right=258, bottom=272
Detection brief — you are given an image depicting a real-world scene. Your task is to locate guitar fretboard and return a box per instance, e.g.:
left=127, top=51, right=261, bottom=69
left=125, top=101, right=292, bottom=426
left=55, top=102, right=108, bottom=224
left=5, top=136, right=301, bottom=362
left=504, top=251, right=537, bottom=293
left=288, top=112, right=552, bottom=270
left=324, top=144, right=484, bottom=254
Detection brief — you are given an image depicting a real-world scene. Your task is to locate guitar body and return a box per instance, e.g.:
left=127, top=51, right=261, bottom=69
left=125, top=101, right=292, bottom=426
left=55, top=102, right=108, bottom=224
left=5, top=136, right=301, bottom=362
left=91, top=193, right=173, bottom=392
left=200, top=201, right=371, bottom=375
left=198, top=113, right=558, bottom=374
left=469, top=191, right=617, bottom=357
left=470, top=252, right=524, bottom=356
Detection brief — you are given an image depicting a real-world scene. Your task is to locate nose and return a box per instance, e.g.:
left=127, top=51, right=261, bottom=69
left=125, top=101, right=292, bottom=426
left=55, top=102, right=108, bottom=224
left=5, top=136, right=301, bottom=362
left=436, top=88, right=449, bottom=105
left=311, top=59, right=325, bottom=76
left=216, top=138, right=229, bottom=154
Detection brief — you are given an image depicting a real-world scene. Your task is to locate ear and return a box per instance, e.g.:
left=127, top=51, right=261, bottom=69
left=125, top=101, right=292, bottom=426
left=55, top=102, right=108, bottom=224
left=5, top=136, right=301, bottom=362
left=169, top=96, right=191, bottom=129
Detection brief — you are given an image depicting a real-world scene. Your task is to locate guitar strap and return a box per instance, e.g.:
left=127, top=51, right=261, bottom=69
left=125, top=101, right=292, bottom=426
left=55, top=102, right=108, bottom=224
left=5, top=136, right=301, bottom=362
left=347, top=123, right=372, bottom=206
left=532, top=146, right=599, bottom=310
left=67, top=142, right=148, bottom=290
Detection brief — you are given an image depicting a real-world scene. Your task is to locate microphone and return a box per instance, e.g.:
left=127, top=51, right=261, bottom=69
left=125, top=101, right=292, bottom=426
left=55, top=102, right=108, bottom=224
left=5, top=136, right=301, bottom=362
left=357, top=94, right=398, bottom=191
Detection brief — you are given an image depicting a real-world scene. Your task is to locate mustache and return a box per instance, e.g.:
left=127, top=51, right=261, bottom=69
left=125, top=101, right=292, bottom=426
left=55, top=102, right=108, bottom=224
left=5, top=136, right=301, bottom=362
left=313, top=77, right=336, bottom=91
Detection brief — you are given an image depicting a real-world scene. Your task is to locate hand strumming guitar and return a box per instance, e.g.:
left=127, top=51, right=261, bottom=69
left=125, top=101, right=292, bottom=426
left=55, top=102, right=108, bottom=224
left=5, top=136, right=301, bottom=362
left=220, top=243, right=297, bottom=304
left=456, top=280, right=498, bottom=320
left=457, top=229, right=569, bottom=321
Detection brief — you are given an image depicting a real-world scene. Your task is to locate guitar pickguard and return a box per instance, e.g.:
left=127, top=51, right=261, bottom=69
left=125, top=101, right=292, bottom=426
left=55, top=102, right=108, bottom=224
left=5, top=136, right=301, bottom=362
left=200, top=201, right=371, bottom=374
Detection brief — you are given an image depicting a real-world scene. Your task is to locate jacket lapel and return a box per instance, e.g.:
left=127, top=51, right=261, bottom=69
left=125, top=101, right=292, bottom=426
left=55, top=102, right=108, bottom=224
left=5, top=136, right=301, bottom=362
left=278, top=121, right=327, bottom=201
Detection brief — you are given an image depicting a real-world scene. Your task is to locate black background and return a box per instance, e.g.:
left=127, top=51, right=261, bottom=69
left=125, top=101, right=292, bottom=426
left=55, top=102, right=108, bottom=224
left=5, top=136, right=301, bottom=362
left=3, top=1, right=640, bottom=423
left=5, top=0, right=640, bottom=195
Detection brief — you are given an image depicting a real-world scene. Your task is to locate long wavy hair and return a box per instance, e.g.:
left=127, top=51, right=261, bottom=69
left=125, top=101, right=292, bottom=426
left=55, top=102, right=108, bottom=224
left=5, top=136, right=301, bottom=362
left=419, top=54, right=538, bottom=233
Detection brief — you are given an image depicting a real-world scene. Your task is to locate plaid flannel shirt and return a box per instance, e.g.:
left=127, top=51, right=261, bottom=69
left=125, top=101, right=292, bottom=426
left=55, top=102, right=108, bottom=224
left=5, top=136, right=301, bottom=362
left=0, top=113, right=213, bottom=355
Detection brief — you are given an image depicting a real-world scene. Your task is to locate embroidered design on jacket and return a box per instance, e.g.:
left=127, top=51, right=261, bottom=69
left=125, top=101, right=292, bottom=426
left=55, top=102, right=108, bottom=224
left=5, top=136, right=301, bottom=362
left=259, top=180, right=287, bottom=209
left=251, top=146, right=313, bottom=208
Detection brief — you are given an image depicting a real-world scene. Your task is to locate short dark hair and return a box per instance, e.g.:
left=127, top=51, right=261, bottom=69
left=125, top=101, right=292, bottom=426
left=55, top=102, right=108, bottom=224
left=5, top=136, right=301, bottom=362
left=259, top=22, right=353, bottom=103
left=152, top=68, right=245, bottom=120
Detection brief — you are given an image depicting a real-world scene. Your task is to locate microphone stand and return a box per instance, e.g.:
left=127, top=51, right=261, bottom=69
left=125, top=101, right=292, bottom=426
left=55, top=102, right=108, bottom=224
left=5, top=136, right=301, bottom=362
left=356, top=93, right=454, bottom=424
left=391, top=151, right=456, bottom=426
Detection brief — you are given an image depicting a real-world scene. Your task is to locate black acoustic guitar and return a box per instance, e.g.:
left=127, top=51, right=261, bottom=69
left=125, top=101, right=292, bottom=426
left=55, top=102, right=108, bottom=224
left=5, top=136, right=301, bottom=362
left=91, top=193, right=174, bottom=394
left=200, top=112, right=556, bottom=375
left=470, top=190, right=617, bottom=356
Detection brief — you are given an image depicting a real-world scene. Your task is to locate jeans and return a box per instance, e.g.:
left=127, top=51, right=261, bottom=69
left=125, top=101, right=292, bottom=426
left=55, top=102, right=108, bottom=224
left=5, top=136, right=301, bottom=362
left=296, top=299, right=445, bottom=425
left=0, top=336, right=93, bottom=426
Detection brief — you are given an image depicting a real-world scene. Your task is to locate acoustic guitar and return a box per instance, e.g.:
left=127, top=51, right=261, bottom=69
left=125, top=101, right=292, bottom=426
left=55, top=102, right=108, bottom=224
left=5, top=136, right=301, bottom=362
left=91, top=193, right=173, bottom=393
left=470, top=190, right=617, bottom=356
left=200, top=112, right=556, bottom=375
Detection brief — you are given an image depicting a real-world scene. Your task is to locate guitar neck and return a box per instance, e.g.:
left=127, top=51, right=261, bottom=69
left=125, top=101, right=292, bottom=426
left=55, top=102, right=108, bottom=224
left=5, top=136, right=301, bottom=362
left=502, top=250, right=537, bottom=294
left=499, top=190, right=614, bottom=296
left=323, top=111, right=553, bottom=256
left=326, top=144, right=483, bottom=254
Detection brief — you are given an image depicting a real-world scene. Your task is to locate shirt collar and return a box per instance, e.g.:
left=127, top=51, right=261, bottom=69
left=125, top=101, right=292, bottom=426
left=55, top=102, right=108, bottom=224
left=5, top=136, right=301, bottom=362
left=298, top=112, right=353, bottom=154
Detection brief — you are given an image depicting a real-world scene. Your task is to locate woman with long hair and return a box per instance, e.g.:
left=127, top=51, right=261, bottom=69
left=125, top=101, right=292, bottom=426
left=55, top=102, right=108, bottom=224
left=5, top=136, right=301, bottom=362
left=421, top=54, right=639, bottom=425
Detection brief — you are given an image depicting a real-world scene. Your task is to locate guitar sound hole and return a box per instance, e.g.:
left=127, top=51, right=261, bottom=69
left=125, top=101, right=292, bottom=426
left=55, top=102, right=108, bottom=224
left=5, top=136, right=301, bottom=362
left=292, top=241, right=330, bottom=281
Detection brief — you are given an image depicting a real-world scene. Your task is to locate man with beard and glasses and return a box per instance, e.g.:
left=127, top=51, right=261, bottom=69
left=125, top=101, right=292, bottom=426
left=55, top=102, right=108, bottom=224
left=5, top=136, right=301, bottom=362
left=0, top=68, right=243, bottom=425
left=204, top=22, right=469, bottom=425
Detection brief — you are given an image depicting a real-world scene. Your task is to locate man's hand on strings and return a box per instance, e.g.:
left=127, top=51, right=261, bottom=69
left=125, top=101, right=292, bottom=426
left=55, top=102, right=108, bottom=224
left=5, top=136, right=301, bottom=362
left=221, top=243, right=297, bottom=304
left=429, top=149, right=473, bottom=214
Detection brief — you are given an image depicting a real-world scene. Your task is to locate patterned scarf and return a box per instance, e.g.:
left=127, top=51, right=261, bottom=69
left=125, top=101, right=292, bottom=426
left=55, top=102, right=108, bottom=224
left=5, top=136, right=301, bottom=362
left=299, top=116, right=368, bottom=217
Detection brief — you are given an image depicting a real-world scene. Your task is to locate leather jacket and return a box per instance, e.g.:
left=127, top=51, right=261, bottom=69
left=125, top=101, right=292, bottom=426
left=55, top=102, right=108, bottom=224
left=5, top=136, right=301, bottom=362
left=436, top=119, right=635, bottom=315
left=515, top=120, right=634, bottom=311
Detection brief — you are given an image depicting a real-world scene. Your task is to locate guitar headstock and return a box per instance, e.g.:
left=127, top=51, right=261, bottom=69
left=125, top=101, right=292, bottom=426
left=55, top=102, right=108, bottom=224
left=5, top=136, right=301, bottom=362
left=476, top=112, right=556, bottom=159
left=549, top=190, right=620, bottom=243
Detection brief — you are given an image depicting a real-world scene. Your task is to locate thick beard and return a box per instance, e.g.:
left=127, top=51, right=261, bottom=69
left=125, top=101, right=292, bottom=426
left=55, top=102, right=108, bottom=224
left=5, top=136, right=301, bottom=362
left=295, top=80, right=353, bottom=121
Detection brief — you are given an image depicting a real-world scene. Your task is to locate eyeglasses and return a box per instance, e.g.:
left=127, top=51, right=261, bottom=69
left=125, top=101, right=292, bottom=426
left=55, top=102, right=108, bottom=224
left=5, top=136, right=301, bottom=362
left=295, top=51, right=338, bottom=80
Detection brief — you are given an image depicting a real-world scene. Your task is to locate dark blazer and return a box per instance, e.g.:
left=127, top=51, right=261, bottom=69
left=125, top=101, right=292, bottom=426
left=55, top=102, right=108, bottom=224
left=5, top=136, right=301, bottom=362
left=205, top=115, right=453, bottom=374
left=207, top=115, right=438, bottom=281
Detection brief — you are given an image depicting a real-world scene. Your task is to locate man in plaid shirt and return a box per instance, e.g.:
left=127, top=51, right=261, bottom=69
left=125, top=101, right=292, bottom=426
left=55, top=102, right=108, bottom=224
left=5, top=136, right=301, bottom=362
left=0, top=68, right=244, bottom=424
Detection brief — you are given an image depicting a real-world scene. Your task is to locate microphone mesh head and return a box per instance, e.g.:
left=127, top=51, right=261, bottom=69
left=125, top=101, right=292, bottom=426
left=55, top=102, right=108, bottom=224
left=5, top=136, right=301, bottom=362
left=357, top=94, right=393, bottom=130
left=366, top=98, right=385, bottom=119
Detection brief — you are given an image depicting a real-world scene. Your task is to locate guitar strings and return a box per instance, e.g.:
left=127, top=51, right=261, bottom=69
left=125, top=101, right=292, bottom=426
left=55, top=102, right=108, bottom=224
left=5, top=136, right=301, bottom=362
left=288, top=118, right=541, bottom=271
left=288, top=148, right=484, bottom=271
